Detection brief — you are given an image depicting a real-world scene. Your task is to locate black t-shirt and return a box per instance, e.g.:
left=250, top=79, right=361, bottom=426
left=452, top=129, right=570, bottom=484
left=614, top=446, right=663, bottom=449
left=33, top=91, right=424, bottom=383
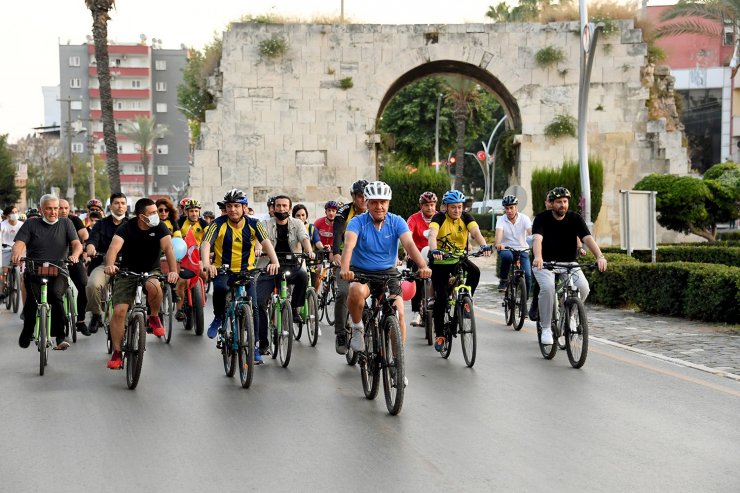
left=15, top=218, right=78, bottom=262
left=88, top=216, right=129, bottom=270
left=67, top=215, right=86, bottom=253
left=275, top=222, right=290, bottom=253
left=532, top=211, right=590, bottom=262
left=115, top=220, right=171, bottom=272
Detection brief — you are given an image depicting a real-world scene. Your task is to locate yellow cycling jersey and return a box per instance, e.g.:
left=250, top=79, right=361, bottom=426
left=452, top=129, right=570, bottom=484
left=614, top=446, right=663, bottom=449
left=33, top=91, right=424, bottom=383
left=429, top=211, right=479, bottom=254
left=179, top=218, right=208, bottom=244
left=203, top=215, right=267, bottom=272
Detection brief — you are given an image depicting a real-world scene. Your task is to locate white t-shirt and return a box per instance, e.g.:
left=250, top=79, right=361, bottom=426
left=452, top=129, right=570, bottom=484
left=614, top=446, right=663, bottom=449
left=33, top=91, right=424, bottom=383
left=1, top=219, right=24, bottom=250
left=495, top=213, right=531, bottom=250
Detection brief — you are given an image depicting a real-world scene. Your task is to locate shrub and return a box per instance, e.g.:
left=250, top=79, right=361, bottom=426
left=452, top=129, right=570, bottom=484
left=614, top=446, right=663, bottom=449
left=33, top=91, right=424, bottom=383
left=584, top=253, right=640, bottom=307
left=339, top=77, right=354, bottom=90
left=380, top=162, right=451, bottom=221
left=544, top=114, right=577, bottom=139
left=258, top=36, right=287, bottom=58
left=469, top=212, right=495, bottom=231
left=531, top=157, right=604, bottom=221
left=535, top=46, right=565, bottom=68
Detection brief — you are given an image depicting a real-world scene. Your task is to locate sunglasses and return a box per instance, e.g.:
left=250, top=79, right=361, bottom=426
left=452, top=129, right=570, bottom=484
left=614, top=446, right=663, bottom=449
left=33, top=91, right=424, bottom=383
left=157, top=208, right=169, bottom=212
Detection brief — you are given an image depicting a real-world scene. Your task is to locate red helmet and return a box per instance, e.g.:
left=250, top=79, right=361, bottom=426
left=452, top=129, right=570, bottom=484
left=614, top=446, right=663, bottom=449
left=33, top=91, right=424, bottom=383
left=419, top=192, right=438, bottom=204
left=87, top=198, right=103, bottom=210
left=179, top=197, right=191, bottom=209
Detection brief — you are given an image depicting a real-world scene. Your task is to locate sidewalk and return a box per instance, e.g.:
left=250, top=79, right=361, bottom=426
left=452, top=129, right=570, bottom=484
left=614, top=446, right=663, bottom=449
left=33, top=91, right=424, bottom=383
left=471, top=257, right=740, bottom=380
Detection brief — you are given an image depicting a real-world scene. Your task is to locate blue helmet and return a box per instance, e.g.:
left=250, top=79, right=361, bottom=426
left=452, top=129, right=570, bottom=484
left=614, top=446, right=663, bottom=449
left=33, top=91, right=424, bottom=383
left=442, top=190, right=466, bottom=205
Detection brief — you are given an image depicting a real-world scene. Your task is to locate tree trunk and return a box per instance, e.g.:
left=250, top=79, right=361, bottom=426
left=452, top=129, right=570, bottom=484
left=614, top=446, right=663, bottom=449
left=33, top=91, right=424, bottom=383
left=90, top=7, right=120, bottom=193
left=141, top=151, right=150, bottom=196
left=453, top=101, right=468, bottom=191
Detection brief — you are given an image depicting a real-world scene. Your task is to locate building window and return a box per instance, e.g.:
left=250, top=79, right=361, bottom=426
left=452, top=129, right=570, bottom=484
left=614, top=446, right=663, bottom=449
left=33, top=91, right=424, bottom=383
left=157, top=165, right=168, bottom=175
left=118, top=145, right=124, bottom=153
left=114, top=58, right=122, bottom=67
left=133, top=165, right=144, bottom=174
left=155, top=60, right=167, bottom=70
left=156, top=103, right=167, bottom=113
left=70, top=78, right=82, bottom=88
left=156, top=145, right=169, bottom=155
left=71, top=101, right=82, bottom=110
left=116, top=101, right=123, bottom=110
left=131, top=80, right=141, bottom=88
left=69, top=56, right=81, bottom=67
left=155, top=81, right=167, bottom=92
left=71, top=143, right=84, bottom=153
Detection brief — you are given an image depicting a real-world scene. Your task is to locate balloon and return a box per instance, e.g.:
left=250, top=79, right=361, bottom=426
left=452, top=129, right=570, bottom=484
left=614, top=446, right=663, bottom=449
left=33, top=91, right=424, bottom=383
left=171, top=237, right=187, bottom=261
left=401, top=280, right=416, bottom=301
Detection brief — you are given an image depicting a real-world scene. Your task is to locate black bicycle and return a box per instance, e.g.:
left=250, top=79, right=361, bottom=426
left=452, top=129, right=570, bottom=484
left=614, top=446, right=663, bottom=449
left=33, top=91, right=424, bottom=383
left=318, top=257, right=337, bottom=326
left=501, top=247, right=528, bottom=331
left=3, top=244, right=21, bottom=313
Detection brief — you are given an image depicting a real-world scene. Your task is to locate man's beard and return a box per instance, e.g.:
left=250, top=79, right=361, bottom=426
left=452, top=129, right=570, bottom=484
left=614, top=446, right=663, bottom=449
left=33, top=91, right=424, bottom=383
left=553, top=208, right=567, bottom=218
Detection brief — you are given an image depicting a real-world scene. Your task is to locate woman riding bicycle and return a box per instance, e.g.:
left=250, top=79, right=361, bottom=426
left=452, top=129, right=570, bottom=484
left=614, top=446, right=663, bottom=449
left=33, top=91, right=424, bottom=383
left=427, top=190, right=491, bottom=352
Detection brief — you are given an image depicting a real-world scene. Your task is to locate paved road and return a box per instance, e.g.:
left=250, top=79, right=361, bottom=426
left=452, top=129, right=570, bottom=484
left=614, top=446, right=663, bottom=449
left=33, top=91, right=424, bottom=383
left=1, top=279, right=739, bottom=492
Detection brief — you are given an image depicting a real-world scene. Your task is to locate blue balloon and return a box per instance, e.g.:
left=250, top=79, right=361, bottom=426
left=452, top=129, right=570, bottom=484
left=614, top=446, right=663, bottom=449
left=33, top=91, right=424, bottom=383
left=172, top=237, right=187, bottom=261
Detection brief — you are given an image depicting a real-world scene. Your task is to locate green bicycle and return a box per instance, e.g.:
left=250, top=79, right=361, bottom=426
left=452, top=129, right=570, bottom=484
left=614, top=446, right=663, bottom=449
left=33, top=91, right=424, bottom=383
left=267, top=253, right=304, bottom=368
left=294, top=251, right=325, bottom=347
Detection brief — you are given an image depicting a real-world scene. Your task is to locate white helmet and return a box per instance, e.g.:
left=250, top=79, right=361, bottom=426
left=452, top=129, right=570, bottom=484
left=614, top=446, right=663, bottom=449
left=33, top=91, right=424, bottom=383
left=363, top=181, right=392, bottom=200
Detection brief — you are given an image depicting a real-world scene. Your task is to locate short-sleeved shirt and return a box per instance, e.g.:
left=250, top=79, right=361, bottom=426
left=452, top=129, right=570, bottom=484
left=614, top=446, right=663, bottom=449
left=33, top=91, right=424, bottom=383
left=115, top=221, right=171, bottom=272
left=15, top=218, right=78, bottom=262
left=179, top=218, right=208, bottom=244
left=204, top=215, right=267, bottom=273
left=346, top=212, right=409, bottom=271
left=332, top=204, right=363, bottom=254
left=429, top=211, right=479, bottom=254
left=1, top=219, right=24, bottom=250
left=88, top=216, right=129, bottom=270
left=314, top=216, right=334, bottom=248
left=407, top=211, right=433, bottom=251
left=306, top=222, right=321, bottom=247
left=495, top=213, right=532, bottom=251
left=532, top=211, right=591, bottom=262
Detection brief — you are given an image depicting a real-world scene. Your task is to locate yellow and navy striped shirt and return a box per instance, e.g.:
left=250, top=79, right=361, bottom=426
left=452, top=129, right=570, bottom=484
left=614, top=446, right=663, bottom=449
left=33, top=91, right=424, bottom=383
left=203, top=215, right=267, bottom=273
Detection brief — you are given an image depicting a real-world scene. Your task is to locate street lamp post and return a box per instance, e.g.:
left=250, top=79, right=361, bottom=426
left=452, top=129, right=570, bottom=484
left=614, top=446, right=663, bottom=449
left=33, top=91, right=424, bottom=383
left=435, top=93, right=443, bottom=172
left=86, top=131, right=97, bottom=200
left=58, top=96, right=76, bottom=206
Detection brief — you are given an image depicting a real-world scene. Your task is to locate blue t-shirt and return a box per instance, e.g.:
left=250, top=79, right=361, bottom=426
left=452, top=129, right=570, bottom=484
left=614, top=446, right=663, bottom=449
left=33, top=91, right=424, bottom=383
left=346, top=212, right=409, bottom=271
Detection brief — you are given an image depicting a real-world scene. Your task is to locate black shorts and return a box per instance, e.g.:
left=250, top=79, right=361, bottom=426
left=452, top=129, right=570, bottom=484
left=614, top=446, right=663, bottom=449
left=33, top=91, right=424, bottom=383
left=351, top=266, right=401, bottom=296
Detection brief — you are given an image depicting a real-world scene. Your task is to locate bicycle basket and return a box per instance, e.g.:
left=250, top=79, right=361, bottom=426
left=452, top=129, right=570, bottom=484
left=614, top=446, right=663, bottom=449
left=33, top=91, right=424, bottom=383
left=29, top=261, right=60, bottom=278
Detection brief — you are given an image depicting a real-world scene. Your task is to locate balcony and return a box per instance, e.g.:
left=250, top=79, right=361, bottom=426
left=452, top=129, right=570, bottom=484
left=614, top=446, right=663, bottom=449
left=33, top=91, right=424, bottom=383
left=88, top=44, right=149, bottom=55
left=89, top=66, right=150, bottom=77
left=120, top=175, right=154, bottom=184
left=101, top=153, right=142, bottom=162
left=88, top=88, right=150, bottom=99
left=89, top=110, right=151, bottom=120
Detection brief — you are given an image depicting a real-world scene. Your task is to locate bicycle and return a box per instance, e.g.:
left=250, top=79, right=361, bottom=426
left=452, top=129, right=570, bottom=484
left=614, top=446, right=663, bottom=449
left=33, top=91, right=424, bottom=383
left=417, top=276, right=434, bottom=346
left=216, top=265, right=262, bottom=388
left=430, top=246, right=492, bottom=368
left=266, top=253, right=301, bottom=368
left=180, top=270, right=205, bottom=336
left=535, top=262, right=595, bottom=369
left=501, top=247, right=528, bottom=331
left=318, top=257, right=337, bottom=326
left=350, top=270, right=416, bottom=416
left=3, top=244, right=21, bottom=313
left=63, top=280, right=78, bottom=343
left=294, top=251, right=326, bottom=347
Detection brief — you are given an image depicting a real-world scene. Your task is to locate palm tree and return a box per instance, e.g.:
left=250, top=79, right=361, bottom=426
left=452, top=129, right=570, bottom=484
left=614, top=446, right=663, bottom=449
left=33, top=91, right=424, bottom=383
left=85, top=0, right=121, bottom=192
left=655, top=1, right=740, bottom=77
left=443, top=76, right=481, bottom=190
left=120, top=116, right=169, bottom=196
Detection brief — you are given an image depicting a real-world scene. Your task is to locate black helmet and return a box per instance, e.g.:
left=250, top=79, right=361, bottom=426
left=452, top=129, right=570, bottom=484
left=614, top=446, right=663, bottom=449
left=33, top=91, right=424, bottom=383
left=266, top=196, right=276, bottom=207
left=502, top=195, right=518, bottom=206
left=26, top=208, right=41, bottom=218
left=350, top=179, right=368, bottom=196
left=223, top=188, right=248, bottom=204
left=548, top=187, right=572, bottom=201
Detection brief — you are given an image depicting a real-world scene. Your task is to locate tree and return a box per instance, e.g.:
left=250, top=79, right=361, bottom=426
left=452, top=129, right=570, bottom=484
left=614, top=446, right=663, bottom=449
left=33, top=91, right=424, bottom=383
left=12, top=135, right=61, bottom=203
left=85, top=0, right=121, bottom=192
left=119, top=116, right=169, bottom=197
left=0, top=135, right=21, bottom=207
left=443, top=76, right=483, bottom=191
left=486, top=0, right=542, bottom=22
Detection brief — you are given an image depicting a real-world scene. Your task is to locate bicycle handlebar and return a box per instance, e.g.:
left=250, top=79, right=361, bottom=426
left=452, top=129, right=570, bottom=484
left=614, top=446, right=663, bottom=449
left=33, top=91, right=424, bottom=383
left=541, top=261, right=598, bottom=271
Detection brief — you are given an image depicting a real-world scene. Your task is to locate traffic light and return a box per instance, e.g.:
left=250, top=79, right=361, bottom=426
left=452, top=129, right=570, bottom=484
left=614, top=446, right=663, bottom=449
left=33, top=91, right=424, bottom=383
left=448, top=156, right=457, bottom=166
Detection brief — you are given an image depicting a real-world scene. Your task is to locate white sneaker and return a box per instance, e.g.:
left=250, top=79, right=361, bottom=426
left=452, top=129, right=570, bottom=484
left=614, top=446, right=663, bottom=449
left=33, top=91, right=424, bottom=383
left=540, top=328, right=554, bottom=345
left=350, top=328, right=365, bottom=352
left=411, top=312, right=421, bottom=327
left=403, top=376, right=408, bottom=387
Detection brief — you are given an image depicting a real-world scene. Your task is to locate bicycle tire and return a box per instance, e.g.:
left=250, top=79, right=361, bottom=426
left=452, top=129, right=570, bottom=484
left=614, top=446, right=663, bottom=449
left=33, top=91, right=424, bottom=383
left=307, top=288, right=319, bottom=347
left=4, top=268, right=11, bottom=310
left=440, top=306, right=453, bottom=359
left=504, top=280, right=514, bottom=326
left=513, top=276, right=526, bottom=331
left=161, top=284, right=173, bottom=343
left=67, top=288, right=77, bottom=343
left=564, top=297, right=589, bottom=369
left=39, top=304, right=48, bottom=375
left=191, top=283, right=205, bottom=336
left=269, top=302, right=279, bottom=360
left=344, top=313, right=358, bottom=366
left=237, top=304, right=255, bottom=388
left=422, top=280, right=433, bottom=345
left=325, top=281, right=336, bottom=326
left=381, top=314, right=405, bottom=416
left=222, top=316, right=236, bottom=377
left=11, top=267, right=20, bottom=313
left=279, top=302, right=293, bottom=368
left=537, top=312, right=558, bottom=360
left=360, top=321, right=380, bottom=400
left=458, top=295, right=477, bottom=368
left=125, top=312, right=146, bottom=389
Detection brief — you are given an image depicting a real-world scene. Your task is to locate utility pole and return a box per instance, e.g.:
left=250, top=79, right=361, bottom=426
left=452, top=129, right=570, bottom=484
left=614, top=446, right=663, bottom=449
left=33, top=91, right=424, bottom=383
left=86, top=131, right=96, bottom=200
left=58, top=96, right=76, bottom=206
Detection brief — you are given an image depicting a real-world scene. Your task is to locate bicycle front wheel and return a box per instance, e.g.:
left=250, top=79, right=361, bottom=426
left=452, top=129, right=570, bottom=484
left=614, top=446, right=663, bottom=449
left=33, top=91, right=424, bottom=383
left=191, top=283, right=205, bottom=336
left=39, top=305, right=48, bottom=375
left=67, top=288, right=77, bottom=343
left=125, top=312, right=146, bottom=389
left=324, top=282, right=336, bottom=326
left=222, top=316, right=236, bottom=377
left=237, top=305, right=255, bottom=388
left=360, top=323, right=380, bottom=400
left=306, top=288, right=319, bottom=347
left=381, top=314, right=405, bottom=416
left=513, top=276, right=526, bottom=331
left=565, top=297, right=589, bottom=368
left=458, top=295, right=477, bottom=368
left=11, top=267, right=20, bottom=313
left=278, top=302, right=293, bottom=368
left=504, top=281, right=514, bottom=326
left=161, top=284, right=173, bottom=343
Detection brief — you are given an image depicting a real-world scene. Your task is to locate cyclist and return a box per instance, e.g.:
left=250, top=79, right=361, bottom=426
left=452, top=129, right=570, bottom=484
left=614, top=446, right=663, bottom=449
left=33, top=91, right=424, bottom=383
left=174, top=199, right=209, bottom=321
left=531, top=187, right=607, bottom=345
left=103, top=198, right=179, bottom=369
left=406, top=191, right=437, bottom=327
left=26, top=208, right=41, bottom=220
left=203, top=210, right=215, bottom=225
left=292, top=204, right=324, bottom=251
left=85, top=192, right=129, bottom=334
left=83, top=199, right=104, bottom=228
left=59, top=199, right=91, bottom=336
left=155, top=197, right=179, bottom=234
left=314, top=200, right=339, bottom=250
left=495, top=195, right=532, bottom=296
left=332, top=179, right=368, bottom=354
left=340, top=181, right=431, bottom=354
left=176, top=197, right=190, bottom=229
left=12, top=194, right=83, bottom=350
left=427, top=190, right=491, bottom=352
left=202, top=189, right=279, bottom=363
left=1, top=205, right=24, bottom=302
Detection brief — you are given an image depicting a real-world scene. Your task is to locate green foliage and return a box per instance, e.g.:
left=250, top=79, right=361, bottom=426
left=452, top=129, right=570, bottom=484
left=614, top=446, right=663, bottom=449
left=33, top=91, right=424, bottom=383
left=259, top=36, right=288, bottom=58
left=535, top=46, right=565, bottom=68
left=544, top=114, right=577, bottom=139
left=469, top=212, right=495, bottom=231
left=0, top=135, right=20, bottom=207
left=177, top=36, right=221, bottom=125
left=339, top=77, right=353, bottom=90
left=531, top=157, right=604, bottom=221
left=718, top=230, right=740, bottom=241
left=496, top=129, right=518, bottom=176
left=486, top=0, right=539, bottom=22
left=379, top=161, right=451, bottom=220
left=704, top=162, right=740, bottom=191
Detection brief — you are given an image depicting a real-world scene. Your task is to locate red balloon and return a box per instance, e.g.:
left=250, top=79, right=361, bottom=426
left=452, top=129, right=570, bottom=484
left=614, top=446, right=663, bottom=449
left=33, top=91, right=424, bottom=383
left=401, top=280, right=416, bottom=301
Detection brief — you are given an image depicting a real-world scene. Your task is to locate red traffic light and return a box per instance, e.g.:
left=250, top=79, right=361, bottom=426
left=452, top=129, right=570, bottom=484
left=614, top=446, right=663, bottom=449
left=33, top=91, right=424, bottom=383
left=476, top=150, right=487, bottom=161
left=448, top=156, right=457, bottom=165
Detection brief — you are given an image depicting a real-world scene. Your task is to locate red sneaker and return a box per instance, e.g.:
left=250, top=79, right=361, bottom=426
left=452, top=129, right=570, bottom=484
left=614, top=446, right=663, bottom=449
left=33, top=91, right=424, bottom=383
left=107, top=351, right=123, bottom=370
left=148, top=316, right=166, bottom=337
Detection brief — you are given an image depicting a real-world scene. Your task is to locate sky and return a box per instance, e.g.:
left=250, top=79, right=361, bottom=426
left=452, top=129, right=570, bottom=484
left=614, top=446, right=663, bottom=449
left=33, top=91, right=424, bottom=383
left=0, top=0, right=504, bottom=142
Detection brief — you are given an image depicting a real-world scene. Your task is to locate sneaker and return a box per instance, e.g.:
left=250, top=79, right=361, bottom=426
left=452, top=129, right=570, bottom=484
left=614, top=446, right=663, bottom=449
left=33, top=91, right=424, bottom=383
left=403, top=376, right=408, bottom=387
left=175, top=309, right=186, bottom=322
left=335, top=333, right=347, bottom=355
left=434, top=336, right=445, bottom=352
left=497, top=281, right=506, bottom=292
left=77, top=321, right=91, bottom=337
left=107, top=351, right=123, bottom=370
left=207, top=318, right=222, bottom=339
left=411, top=312, right=421, bottom=327
left=18, top=331, right=32, bottom=349
left=540, top=328, right=554, bottom=345
left=528, top=304, right=539, bottom=322
left=292, top=309, right=303, bottom=324
left=259, top=343, right=271, bottom=356
left=350, top=328, right=365, bottom=352
left=89, top=314, right=102, bottom=334
left=254, top=346, right=264, bottom=365
left=148, top=316, right=166, bottom=337
left=55, top=340, right=70, bottom=350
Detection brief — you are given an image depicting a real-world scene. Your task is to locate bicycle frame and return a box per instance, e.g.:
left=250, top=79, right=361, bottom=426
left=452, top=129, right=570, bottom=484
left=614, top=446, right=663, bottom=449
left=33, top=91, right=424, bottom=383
left=33, top=277, right=52, bottom=347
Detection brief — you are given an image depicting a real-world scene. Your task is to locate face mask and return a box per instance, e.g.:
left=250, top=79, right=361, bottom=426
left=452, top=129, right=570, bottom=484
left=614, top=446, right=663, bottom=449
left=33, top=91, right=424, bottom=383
left=274, top=211, right=289, bottom=220
left=42, top=217, right=59, bottom=225
left=145, top=213, right=160, bottom=228
left=9, top=214, right=18, bottom=221
left=111, top=212, right=126, bottom=221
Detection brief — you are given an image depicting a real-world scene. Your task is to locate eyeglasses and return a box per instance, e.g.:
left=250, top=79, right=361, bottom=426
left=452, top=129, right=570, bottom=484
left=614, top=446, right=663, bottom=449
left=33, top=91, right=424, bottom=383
left=157, top=208, right=169, bottom=212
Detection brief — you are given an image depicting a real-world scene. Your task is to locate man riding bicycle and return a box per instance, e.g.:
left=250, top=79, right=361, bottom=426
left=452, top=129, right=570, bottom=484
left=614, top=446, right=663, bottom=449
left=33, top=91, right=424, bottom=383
left=531, top=187, right=607, bottom=345
left=406, top=191, right=437, bottom=327
left=427, top=190, right=492, bottom=352
left=104, top=198, right=180, bottom=369
left=339, top=181, right=431, bottom=355
left=495, top=194, right=532, bottom=296
left=59, top=199, right=91, bottom=336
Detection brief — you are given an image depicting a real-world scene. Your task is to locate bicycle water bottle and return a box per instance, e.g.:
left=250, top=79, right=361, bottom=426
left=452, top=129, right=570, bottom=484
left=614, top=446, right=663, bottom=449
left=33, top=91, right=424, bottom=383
left=238, top=286, right=246, bottom=298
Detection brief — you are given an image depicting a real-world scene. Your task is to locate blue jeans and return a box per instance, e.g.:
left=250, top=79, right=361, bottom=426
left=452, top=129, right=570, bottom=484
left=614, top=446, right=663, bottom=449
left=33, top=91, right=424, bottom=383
left=498, top=249, right=532, bottom=296
left=212, top=273, right=259, bottom=345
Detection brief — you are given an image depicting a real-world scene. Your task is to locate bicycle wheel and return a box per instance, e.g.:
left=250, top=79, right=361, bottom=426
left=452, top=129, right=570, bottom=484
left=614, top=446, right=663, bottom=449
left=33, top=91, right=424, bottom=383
left=564, top=297, right=589, bottom=368
left=293, top=312, right=302, bottom=341
left=360, top=323, right=380, bottom=400
left=325, top=281, right=336, bottom=326
left=160, top=284, right=173, bottom=343
left=504, top=281, right=514, bottom=326
left=537, top=304, right=558, bottom=360
left=344, top=313, right=358, bottom=366
left=11, top=267, right=20, bottom=313
left=191, top=283, right=205, bottom=336
left=306, top=288, right=319, bottom=347
left=39, top=305, right=48, bottom=375
left=269, top=302, right=279, bottom=360
left=440, top=306, right=453, bottom=359
left=458, top=295, right=477, bottom=368
left=422, top=280, right=433, bottom=345
left=278, top=302, right=293, bottom=368
left=381, top=314, right=405, bottom=416
left=237, top=304, right=255, bottom=388
left=125, top=312, right=146, bottom=389
left=222, top=316, right=236, bottom=377
left=4, top=270, right=11, bottom=310
left=513, top=276, right=526, bottom=331
left=67, top=288, right=77, bottom=343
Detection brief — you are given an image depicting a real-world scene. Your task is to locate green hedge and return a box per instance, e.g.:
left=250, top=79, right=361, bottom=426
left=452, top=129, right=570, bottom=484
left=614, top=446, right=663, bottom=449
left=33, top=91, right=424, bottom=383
left=531, top=157, right=604, bottom=220
left=470, top=212, right=496, bottom=231
left=380, top=162, right=451, bottom=220
left=600, top=245, right=740, bottom=268
left=718, top=230, right=740, bottom=241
